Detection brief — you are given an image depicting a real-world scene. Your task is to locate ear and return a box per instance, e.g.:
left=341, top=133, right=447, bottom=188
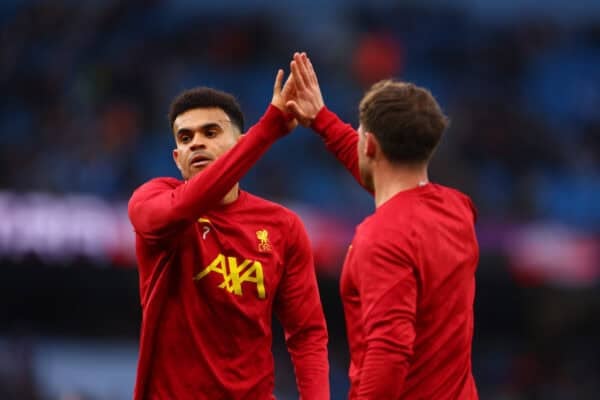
left=365, top=132, right=378, bottom=159
left=172, top=149, right=183, bottom=172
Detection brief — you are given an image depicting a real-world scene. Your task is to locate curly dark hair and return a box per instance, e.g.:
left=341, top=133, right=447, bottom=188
left=168, top=87, right=244, bottom=132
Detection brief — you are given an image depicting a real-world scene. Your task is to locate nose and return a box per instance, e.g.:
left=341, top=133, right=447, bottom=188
left=189, top=132, right=207, bottom=150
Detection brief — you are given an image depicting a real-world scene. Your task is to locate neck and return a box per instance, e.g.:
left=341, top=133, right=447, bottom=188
left=373, top=161, right=428, bottom=208
left=221, top=183, right=240, bottom=205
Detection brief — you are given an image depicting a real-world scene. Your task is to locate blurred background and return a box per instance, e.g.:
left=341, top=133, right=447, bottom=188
left=1, top=0, right=599, bottom=399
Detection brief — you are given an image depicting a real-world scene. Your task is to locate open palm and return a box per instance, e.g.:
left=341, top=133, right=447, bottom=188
left=286, top=52, right=325, bottom=127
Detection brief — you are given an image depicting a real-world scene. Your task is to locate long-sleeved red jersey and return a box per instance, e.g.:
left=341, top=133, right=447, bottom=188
left=128, top=105, right=329, bottom=400
left=313, top=107, right=479, bottom=399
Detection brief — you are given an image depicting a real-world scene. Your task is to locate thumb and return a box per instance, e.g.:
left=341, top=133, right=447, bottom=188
left=273, top=69, right=284, bottom=96
left=286, top=101, right=311, bottom=127
left=286, top=100, right=303, bottom=118
left=283, top=72, right=294, bottom=91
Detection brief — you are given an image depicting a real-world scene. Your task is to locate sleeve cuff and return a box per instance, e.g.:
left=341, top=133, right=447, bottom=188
left=311, top=106, right=342, bottom=136
left=260, top=104, right=293, bottom=138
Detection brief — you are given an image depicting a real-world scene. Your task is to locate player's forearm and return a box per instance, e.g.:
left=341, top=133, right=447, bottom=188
left=168, top=105, right=289, bottom=211
left=287, top=305, right=330, bottom=399
left=356, top=344, right=410, bottom=399
left=311, top=106, right=365, bottom=189
left=358, top=256, right=417, bottom=399
left=130, top=105, right=290, bottom=237
left=276, top=217, right=330, bottom=398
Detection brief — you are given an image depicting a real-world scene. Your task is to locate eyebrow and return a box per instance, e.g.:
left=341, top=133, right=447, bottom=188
left=175, top=122, right=226, bottom=137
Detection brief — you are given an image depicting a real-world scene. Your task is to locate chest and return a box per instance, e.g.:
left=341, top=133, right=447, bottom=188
left=178, top=215, right=286, bottom=303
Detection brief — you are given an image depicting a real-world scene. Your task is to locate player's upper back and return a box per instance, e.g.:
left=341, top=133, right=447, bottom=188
left=370, top=183, right=478, bottom=296
left=367, top=183, right=479, bottom=398
left=409, top=183, right=477, bottom=296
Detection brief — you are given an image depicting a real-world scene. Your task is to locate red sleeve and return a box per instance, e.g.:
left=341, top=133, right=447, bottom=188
left=312, top=106, right=372, bottom=194
left=274, top=213, right=330, bottom=400
left=466, top=196, right=478, bottom=223
left=356, top=238, right=417, bottom=399
left=128, top=105, right=290, bottom=240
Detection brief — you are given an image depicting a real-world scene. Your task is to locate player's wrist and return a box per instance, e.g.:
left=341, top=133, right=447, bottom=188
left=262, top=104, right=295, bottom=137
left=309, top=105, right=331, bottom=131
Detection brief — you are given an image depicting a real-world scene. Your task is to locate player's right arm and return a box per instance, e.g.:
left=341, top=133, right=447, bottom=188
left=356, top=234, right=418, bottom=399
left=129, top=71, right=295, bottom=240
left=287, top=52, right=368, bottom=191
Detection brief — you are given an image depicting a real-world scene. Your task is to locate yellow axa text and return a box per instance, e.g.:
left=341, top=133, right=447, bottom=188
left=193, top=253, right=266, bottom=299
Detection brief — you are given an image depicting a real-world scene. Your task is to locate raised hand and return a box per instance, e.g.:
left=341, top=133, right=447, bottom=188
left=286, top=52, right=325, bottom=127
left=271, top=69, right=298, bottom=131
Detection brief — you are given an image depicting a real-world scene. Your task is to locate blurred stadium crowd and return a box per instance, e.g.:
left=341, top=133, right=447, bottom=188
left=0, top=0, right=599, bottom=399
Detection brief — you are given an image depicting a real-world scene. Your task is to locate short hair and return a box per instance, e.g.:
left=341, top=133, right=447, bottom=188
left=168, top=87, right=245, bottom=132
left=358, top=80, right=449, bottom=164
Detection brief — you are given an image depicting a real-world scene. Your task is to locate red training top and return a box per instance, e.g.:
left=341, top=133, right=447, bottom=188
left=313, top=107, right=479, bottom=400
left=128, top=105, right=329, bottom=400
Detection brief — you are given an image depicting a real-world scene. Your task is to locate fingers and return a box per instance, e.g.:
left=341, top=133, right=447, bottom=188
left=281, top=71, right=295, bottom=95
left=273, top=68, right=284, bottom=95
left=298, top=52, right=313, bottom=86
left=292, top=52, right=320, bottom=92
left=290, top=60, right=306, bottom=91
left=293, top=52, right=311, bottom=89
left=305, top=54, right=319, bottom=86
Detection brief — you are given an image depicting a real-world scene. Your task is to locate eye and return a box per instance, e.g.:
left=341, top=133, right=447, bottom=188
left=180, top=134, right=191, bottom=143
left=205, top=129, right=218, bottom=138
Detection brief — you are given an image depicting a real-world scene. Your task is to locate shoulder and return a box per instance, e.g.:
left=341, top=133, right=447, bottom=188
left=356, top=199, right=418, bottom=263
left=135, top=177, right=182, bottom=192
left=432, top=183, right=469, bottom=200
left=354, top=219, right=415, bottom=275
left=431, top=184, right=478, bottom=220
left=128, top=177, right=183, bottom=205
left=367, top=198, right=416, bottom=238
left=356, top=212, right=412, bottom=256
left=131, top=177, right=182, bottom=196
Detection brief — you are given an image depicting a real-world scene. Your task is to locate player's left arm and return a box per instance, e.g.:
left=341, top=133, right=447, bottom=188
left=357, top=238, right=418, bottom=399
left=274, top=213, right=330, bottom=400
left=288, top=52, right=370, bottom=192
